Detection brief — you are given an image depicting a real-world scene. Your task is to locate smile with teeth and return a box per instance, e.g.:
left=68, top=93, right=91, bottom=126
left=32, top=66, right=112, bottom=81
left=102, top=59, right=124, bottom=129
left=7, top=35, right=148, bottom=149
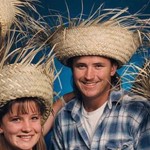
left=83, top=82, right=97, bottom=87
left=18, top=135, right=33, bottom=140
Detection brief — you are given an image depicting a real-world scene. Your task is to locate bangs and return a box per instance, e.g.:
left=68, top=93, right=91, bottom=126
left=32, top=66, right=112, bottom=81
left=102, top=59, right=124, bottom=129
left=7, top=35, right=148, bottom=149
left=8, top=97, right=45, bottom=116
left=11, top=100, right=41, bottom=115
left=0, top=97, right=46, bottom=121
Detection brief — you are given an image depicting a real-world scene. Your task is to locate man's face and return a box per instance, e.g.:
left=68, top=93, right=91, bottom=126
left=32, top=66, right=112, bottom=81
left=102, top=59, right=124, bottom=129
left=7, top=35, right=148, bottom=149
left=72, top=56, right=117, bottom=101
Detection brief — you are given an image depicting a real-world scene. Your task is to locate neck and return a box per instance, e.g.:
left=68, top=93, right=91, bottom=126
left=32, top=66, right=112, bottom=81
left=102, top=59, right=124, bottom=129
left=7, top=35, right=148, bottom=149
left=82, top=89, right=110, bottom=112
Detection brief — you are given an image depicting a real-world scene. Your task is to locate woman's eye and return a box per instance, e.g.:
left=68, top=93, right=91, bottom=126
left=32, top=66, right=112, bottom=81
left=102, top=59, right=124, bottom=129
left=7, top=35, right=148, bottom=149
left=31, top=115, right=40, bottom=121
left=11, top=117, right=21, bottom=122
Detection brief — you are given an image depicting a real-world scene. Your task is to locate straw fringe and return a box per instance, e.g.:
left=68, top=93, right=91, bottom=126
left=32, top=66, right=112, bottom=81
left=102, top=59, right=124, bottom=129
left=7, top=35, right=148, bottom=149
left=132, top=59, right=150, bottom=100
left=0, top=0, right=40, bottom=64
left=48, top=8, right=149, bottom=67
left=0, top=27, right=55, bottom=124
left=0, top=0, right=38, bottom=38
left=26, top=6, right=150, bottom=67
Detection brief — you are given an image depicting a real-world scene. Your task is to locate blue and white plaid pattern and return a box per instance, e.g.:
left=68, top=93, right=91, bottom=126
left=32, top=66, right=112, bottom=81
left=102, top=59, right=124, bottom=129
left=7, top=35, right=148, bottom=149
left=51, top=89, right=150, bottom=150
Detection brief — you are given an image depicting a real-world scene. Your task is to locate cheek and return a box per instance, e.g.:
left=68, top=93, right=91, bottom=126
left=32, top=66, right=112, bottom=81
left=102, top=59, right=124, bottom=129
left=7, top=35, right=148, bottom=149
left=96, top=70, right=106, bottom=79
left=73, top=69, right=85, bottom=79
left=97, top=70, right=111, bottom=81
left=73, top=71, right=80, bottom=80
left=2, top=123, right=21, bottom=135
left=32, top=122, right=42, bottom=133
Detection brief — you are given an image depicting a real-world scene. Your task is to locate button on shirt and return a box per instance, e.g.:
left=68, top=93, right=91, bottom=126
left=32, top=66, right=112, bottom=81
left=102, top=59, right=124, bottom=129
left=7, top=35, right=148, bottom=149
left=51, top=89, right=150, bottom=150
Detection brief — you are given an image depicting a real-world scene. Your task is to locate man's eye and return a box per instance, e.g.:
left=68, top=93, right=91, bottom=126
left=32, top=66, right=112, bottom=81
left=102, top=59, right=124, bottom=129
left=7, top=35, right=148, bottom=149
left=79, top=66, right=85, bottom=69
left=76, top=64, right=86, bottom=69
left=95, top=65, right=101, bottom=69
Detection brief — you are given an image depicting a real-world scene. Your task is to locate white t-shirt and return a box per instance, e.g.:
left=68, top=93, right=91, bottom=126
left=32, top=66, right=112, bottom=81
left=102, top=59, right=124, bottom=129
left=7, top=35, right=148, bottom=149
left=82, top=102, right=107, bottom=140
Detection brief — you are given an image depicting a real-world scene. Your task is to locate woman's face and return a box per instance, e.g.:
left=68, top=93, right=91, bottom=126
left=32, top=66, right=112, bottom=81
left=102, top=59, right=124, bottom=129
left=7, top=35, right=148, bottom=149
left=0, top=101, right=42, bottom=150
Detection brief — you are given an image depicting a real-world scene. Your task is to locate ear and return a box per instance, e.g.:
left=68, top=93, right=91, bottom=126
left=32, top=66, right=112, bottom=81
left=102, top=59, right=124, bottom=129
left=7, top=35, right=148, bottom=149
left=110, top=64, right=117, bottom=76
left=0, top=128, right=3, bottom=134
left=0, top=124, right=4, bottom=134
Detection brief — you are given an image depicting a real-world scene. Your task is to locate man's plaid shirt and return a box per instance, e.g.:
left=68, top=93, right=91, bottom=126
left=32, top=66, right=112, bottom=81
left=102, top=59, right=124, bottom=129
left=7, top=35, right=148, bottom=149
left=51, top=89, right=150, bottom=150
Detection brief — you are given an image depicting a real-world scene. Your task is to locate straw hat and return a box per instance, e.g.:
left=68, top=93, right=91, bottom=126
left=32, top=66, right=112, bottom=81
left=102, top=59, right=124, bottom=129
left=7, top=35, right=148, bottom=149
left=132, top=59, right=150, bottom=100
left=0, top=33, right=55, bottom=124
left=0, top=0, right=35, bottom=38
left=49, top=8, right=149, bottom=68
left=0, top=63, right=53, bottom=123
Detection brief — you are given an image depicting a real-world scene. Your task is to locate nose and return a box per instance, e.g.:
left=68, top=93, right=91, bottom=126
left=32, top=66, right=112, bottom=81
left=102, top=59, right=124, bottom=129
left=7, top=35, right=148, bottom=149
left=84, top=67, right=94, bottom=80
left=21, top=120, right=32, bottom=133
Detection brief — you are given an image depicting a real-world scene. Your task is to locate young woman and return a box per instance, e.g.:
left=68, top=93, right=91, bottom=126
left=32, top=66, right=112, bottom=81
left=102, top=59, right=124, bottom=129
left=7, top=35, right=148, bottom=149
left=0, top=51, right=54, bottom=150
left=0, top=97, right=47, bottom=150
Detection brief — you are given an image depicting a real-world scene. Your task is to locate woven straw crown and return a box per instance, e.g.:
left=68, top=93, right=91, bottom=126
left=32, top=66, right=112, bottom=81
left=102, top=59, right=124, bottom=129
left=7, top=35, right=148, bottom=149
left=49, top=8, right=149, bottom=68
left=0, top=63, right=53, bottom=123
left=51, top=25, right=140, bottom=67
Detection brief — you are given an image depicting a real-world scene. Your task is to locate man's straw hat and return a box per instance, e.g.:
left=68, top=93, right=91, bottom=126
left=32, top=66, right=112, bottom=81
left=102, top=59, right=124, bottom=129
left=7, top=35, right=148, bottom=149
left=49, top=8, right=149, bottom=68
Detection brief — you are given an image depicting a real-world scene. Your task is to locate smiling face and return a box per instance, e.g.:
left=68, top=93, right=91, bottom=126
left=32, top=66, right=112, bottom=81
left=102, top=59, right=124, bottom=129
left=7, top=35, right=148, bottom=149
left=72, top=56, right=117, bottom=103
left=0, top=100, right=42, bottom=150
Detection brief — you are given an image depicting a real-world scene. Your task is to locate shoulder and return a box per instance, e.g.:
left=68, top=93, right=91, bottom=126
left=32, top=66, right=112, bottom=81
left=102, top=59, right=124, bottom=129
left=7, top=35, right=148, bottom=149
left=110, top=89, right=149, bottom=108
left=111, top=89, right=150, bottom=120
left=57, top=97, right=80, bottom=115
left=119, top=91, right=150, bottom=123
left=122, top=91, right=150, bottom=108
left=54, top=98, right=81, bottom=126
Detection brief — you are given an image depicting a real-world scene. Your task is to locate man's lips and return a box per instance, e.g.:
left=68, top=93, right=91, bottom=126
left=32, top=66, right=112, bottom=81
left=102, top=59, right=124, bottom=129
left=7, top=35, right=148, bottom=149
left=82, top=81, right=98, bottom=88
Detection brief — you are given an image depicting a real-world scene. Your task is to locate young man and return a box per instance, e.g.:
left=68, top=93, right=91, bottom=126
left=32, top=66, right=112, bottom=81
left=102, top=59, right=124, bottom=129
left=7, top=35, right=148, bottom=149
left=49, top=8, right=150, bottom=149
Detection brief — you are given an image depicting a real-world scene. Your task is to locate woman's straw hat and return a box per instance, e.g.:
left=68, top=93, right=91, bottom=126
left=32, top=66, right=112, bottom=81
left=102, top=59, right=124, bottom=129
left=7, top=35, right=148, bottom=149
left=0, top=0, right=54, bottom=124
left=49, top=8, right=149, bottom=68
left=0, top=63, right=54, bottom=123
left=0, top=30, right=55, bottom=124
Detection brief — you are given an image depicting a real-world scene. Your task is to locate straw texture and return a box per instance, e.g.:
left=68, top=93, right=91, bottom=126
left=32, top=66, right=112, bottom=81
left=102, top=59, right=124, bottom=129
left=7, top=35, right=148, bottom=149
left=0, top=63, right=53, bottom=122
left=48, top=8, right=149, bottom=67
left=0, top=0, right=15, bottom=37
left=132, top=59, right=150, bottom=100
left=51, top=25, right=140, bottom=67
left=0, top=0, right=36, bottom=38
left=0, top=26, right=55, bottom=124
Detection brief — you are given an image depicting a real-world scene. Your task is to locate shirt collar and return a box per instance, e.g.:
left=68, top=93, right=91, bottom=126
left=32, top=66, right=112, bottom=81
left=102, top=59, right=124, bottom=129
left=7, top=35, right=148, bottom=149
left=107, top=88, right=125, bottom=109
left=65, top=88, right=125, bottom=111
